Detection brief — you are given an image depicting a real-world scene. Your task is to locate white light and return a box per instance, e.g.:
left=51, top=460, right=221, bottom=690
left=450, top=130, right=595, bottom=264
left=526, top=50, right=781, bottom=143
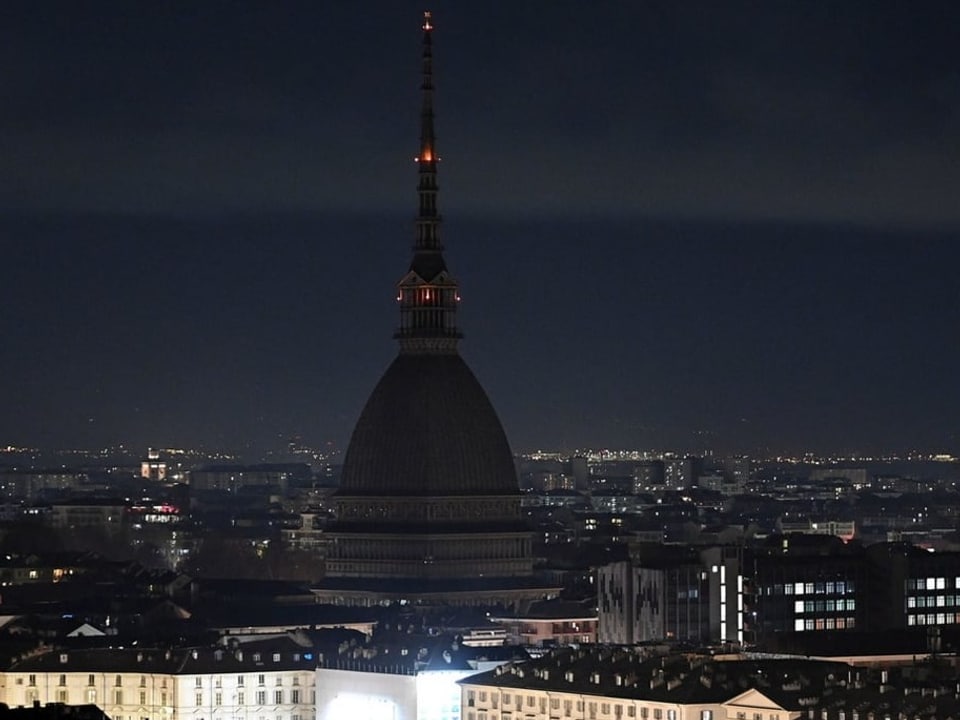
left=328, top=694, right=396, bottom=720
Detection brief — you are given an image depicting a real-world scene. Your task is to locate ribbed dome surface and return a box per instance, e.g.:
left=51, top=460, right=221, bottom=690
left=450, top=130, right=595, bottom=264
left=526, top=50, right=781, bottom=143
left=339, top=353, right=518, bottom=496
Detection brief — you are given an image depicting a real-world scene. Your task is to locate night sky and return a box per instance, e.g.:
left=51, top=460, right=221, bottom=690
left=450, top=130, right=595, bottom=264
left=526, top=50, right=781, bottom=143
left=1, top=2, right=958, bottom=457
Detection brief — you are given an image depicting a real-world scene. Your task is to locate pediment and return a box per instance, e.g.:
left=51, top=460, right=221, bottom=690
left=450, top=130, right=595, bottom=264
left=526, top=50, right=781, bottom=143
left=724, top=688, right=786, bottom=711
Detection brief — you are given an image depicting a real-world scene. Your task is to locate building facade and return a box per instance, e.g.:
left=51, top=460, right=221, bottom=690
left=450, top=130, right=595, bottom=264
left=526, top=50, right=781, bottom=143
left=0, top=640, right=316, bottom=720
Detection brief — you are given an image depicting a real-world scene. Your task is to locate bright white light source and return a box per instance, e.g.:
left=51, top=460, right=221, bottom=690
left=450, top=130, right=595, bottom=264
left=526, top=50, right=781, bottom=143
left=329, top=693, right=397, bottom=720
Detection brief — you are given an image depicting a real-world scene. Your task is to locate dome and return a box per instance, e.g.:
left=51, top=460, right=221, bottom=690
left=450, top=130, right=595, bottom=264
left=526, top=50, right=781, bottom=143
left=339, top=353, right=519, bottom=497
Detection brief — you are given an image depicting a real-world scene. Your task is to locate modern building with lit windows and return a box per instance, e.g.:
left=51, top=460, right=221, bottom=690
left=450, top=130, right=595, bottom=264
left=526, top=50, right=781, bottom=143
left=747, top=539, right=866, bottom=640
left=866, top=541, right=960, bottom=631
left=597, top=546, right=743, bottom=645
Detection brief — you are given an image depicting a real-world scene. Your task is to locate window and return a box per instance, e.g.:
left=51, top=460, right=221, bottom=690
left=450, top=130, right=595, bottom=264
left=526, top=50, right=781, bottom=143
left=275, top=690, right=283, bottom=704
left=272, top=653, right=281, bottom=663
left=86, top=689, right=97, bottom=704
left=256, top=691, right=266, bottom=705
left=196, top=693, right=204, bottom=706
left=700, top=712, right=713, bottom=720
left=196, top=678, right=203, bottom=688
left=291, top=690, right=300, bottom=704
left=59, top=674, right=66, bottom=686
left=667, top=711, right=676, bottom=720
left=139, top=691, right=146, bottom=705
left=114, top=690, right=123, bottom=705
left=238, top=676, right=245, bottom=686
left=57, top=690, right=68, bottom=704
left=28, top=675, right=36, bottom=687
left=258, top=675, right=266, bottom=686
left=654, top=710, right=663, bottom=720
left=140, top=676, right=146, bottom=688
left=88, top=675, right=95, bottom=686
left=215, top=692, right=222, bottom=706
left=238, top=692, right=246, bottom=705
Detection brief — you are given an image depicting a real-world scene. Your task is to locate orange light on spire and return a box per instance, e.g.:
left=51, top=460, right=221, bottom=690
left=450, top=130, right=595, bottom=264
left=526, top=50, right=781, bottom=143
left=421, top=148, right=433, bottom=162
left=423, top=11, right=433, bottom=31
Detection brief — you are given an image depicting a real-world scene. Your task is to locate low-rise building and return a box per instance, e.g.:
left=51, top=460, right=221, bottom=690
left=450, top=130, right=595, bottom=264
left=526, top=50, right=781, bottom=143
left=0, top=637, right=317, bottom=720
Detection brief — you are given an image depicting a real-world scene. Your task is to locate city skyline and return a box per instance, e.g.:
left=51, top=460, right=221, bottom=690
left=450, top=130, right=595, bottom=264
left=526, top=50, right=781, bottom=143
left=1, top=2, right=959, bottom=456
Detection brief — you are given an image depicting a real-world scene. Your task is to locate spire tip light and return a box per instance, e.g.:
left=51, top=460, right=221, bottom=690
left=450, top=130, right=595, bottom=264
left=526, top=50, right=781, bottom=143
left=423, top=11, right=432, bottom=31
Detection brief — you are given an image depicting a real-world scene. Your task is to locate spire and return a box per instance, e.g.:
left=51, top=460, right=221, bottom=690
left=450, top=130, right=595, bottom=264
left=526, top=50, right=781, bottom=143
left=413, top=10, right=442, bottom=254
left=395, top=10, right=461, bottom=354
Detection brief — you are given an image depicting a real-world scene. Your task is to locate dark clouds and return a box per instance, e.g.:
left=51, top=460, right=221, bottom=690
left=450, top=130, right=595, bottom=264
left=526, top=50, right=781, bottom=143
left=1, top=1, right=958, bottom=226
left=1, top=2, right=959, bottom=456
